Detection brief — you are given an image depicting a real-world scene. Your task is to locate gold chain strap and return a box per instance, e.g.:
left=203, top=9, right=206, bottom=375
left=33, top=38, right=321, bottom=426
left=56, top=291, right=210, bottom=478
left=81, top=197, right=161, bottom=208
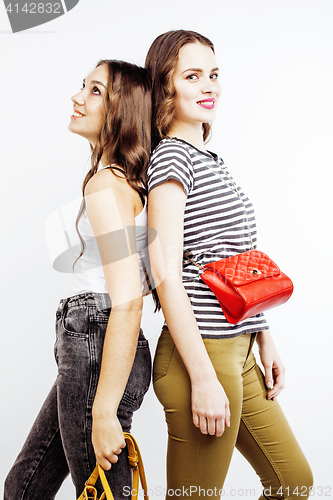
left=183, top=251, right=204, bottom=272
left=219, top=164, right=254, bottom=250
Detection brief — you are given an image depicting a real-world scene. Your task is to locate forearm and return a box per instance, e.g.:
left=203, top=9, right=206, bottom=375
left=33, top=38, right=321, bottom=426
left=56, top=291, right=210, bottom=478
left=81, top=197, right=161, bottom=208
left=255, top=328, right=285, bottom=398
left=256, top=329, right=274, bottom=349
left=92, top=304, right=142, bottom=418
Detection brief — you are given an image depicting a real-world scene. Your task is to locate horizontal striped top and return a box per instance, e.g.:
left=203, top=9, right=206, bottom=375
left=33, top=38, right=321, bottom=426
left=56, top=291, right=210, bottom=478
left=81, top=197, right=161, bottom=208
left=147, top=137, right=269, bottom=337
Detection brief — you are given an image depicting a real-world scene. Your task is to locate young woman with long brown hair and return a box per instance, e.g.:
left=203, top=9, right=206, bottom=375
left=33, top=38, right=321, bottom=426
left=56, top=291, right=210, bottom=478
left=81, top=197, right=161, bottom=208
left=146, top=30, right=313, bottom=499
left=4, top=60, right=153, bottom=499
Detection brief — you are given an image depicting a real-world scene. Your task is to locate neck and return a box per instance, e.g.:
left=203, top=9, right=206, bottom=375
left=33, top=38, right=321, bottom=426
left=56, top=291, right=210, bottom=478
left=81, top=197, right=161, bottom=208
left=168, top=120, right=206, bottom=152
left=100, top=157, right=108, bottom=167
left=100, top=152, right=113, bottom=168
left=89, top=139, right=110, bottom=168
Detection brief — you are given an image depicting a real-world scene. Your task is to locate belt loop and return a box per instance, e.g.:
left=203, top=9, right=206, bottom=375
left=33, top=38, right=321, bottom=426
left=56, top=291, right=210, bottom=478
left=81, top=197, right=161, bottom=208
left=100, top=293, right=111, bottom=311
left=92, top=293, right=101, bottom=311
left=60, top=297, right=70, bottom=314
left=100, top=293, right=106, bottom=311
left=103, top=293, right=109, bottom=309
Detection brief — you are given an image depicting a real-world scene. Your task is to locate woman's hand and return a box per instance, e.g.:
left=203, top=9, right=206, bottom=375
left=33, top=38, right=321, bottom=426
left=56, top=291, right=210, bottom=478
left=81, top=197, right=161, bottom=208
left=191, top=376, right=230, bottom=437
left=91, top=410, right=126, bottom=470
left=256, top=330, right=286, bottom=400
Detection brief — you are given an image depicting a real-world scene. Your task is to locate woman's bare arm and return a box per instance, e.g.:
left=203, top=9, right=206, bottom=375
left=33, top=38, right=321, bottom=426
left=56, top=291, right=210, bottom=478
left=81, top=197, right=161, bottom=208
left=149, top=180, right=230, bottom=437
left=85, top=169, right=143, bottom=469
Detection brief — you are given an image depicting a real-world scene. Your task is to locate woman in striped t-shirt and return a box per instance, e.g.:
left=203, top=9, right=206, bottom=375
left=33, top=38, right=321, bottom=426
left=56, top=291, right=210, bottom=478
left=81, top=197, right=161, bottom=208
left=146, top=31, right=312, bottom=498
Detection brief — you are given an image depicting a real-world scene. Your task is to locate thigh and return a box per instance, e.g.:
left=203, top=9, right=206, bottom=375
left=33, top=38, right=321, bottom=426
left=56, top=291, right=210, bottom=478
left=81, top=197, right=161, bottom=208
left=237, top=354, right=313, bottom=499
left=56, top=298, right=151, bottom=499
left=4, top=383, right=69, bottom=500
left=153, top=331, right=252, bottom=497
left=55, top=301, right=96, bottom=494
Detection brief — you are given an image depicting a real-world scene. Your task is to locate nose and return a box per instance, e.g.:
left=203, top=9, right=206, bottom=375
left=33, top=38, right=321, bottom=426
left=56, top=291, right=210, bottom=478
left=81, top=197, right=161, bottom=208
left=201, top=75, right=218, bottom=95
left=71, top=90, right=84, bottom=106
left=201, top=80, right=213, bottom=95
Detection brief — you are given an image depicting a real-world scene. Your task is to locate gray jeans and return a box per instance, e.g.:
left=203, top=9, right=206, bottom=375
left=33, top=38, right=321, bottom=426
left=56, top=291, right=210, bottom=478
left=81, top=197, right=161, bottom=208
left=4, top=292, right=151, bottom=500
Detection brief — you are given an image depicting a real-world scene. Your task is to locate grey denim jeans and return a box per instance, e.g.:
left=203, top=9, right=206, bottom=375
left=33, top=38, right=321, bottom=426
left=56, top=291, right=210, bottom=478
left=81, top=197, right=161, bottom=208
left=4, top=292, right=152, bottom=500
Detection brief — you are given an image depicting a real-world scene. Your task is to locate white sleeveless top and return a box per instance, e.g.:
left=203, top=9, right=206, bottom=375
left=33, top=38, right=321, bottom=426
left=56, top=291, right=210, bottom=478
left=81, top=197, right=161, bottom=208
left=69, top=197, right=150, bottom=296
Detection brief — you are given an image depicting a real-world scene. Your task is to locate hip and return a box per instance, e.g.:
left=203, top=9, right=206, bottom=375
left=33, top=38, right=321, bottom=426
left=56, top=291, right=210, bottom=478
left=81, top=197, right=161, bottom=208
left=54, top=292, right=151, bottom=406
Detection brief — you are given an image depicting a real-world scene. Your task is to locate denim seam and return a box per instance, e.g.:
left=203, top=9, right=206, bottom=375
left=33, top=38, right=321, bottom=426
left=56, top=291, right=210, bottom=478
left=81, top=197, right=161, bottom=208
left=87, top=315, right=99, bottom=409
left=121, top=390, right=147, bottom=406
left=20, top=425, right=62, bottom=500
left=240, top=416, right=286, bottom=498
left=83, top=410, right=93, bottom=482
left=123, top=342, right=151, bottom=404
left=82, top=318, right=98, bottom=476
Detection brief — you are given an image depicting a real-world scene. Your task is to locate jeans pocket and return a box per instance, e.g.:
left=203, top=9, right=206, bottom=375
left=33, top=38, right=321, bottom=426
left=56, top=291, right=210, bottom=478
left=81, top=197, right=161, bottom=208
left=62, top=305, right=89, bottom=338
left=153, top=331, right=175, bottom=384
left=122, top=339, right=152, bottom=406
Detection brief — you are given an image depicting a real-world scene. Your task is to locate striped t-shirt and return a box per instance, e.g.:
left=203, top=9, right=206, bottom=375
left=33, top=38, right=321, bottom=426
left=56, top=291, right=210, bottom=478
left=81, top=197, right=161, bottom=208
left=147, top=137, right=269, bottom=337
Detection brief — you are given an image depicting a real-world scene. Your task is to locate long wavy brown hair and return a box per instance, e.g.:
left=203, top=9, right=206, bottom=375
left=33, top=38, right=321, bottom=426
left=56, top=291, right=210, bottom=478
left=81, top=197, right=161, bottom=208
left=74, top=59, right=160, bottom=309
left=145, top=30, right=215, bottom=150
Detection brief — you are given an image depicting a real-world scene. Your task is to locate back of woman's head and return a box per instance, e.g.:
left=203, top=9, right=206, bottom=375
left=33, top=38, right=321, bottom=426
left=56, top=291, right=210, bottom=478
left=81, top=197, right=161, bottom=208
left=83, top=60, right=152, bottom=196
left=145, top=30, right=214, bottom=149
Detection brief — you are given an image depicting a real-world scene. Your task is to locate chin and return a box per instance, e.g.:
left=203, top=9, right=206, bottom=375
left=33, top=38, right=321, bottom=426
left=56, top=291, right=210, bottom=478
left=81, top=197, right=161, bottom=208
left=68, top=122, right=76, bottom=133
left=68, top=123, right=83, bottom=137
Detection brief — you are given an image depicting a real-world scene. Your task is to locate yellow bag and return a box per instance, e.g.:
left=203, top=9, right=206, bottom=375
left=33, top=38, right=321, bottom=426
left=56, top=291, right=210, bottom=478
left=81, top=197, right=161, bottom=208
left=77, top=433, right=149, bottom=500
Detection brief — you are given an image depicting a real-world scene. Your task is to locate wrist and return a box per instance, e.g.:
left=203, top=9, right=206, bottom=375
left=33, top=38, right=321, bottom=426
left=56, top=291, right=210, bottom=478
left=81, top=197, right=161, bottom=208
left=190, top=369, right=218, bottom=386
left=92, top=398, right=118, bottom=419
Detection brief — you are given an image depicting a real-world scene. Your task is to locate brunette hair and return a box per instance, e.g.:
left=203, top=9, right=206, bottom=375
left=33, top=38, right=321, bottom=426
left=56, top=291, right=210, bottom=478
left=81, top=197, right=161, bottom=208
left=81, top=59, right=151, bottom=200
left=145, top=30, right=215, bottom=149
left=75, top=59, right=152, bottom=258
left=74, top=60, right=160, bottom=309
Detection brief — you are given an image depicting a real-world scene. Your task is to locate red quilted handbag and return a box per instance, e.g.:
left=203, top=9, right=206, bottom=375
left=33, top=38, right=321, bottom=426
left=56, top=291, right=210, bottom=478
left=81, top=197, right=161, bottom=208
left=199, top=250, right=294, bottom=324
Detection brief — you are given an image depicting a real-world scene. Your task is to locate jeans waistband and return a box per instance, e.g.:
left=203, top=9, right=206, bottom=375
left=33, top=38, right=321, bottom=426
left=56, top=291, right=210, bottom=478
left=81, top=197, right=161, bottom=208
left=58, top=292, right=111, bottom=313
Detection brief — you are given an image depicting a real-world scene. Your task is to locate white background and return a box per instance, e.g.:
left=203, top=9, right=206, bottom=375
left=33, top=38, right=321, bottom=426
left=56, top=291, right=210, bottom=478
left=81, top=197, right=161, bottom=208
left=1, top=0, right=332, bottom=498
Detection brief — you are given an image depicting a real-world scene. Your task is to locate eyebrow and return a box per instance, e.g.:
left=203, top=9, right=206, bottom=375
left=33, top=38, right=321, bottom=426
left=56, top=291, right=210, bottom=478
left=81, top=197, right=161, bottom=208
left=83, top=79, right=107, bottom=89
left=181, top=67, right=219, bottom=74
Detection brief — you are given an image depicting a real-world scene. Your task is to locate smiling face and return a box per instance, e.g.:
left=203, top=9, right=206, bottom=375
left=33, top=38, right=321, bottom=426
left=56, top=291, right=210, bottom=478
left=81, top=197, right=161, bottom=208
left=68, top=64, right=108, bottom=146
left=170, top=42, right=221, bottom=134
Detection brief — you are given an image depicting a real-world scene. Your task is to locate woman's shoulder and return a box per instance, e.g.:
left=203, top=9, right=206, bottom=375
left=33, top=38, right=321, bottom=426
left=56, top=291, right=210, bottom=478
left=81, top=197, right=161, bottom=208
left=151, top=137, right=193, bottom=158
left=148, top=138, right=196, bottom=194
left=85, top=166, right=126, bottom=196
left=85, top=166, right=143, bottom=218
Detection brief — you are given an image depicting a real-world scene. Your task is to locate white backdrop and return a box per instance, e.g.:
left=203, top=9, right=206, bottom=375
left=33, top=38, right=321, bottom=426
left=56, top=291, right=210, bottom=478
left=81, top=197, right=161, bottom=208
left=1, top=1, right=332, bottom=498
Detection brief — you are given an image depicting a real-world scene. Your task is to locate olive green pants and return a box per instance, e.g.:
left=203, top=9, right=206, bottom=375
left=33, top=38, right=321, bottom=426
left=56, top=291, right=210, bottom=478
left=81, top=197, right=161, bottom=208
left=153, top=330, right=313, bottom=499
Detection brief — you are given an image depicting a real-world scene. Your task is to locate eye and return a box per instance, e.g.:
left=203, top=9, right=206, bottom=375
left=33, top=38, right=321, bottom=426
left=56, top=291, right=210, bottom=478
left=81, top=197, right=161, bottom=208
left=210, top=73, right=219, bottom=80
left=186, top=74, right=199, bottom=81
left=92, top=86, right=101, bottom=95
left=80, top=82, right=85, bottom=90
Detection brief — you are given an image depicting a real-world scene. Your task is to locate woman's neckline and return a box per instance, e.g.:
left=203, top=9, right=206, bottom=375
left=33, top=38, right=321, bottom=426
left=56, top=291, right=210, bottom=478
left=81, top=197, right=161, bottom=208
left=99, top=163, right=125, bottom=174
left=164, top=136, right=218, bottom=159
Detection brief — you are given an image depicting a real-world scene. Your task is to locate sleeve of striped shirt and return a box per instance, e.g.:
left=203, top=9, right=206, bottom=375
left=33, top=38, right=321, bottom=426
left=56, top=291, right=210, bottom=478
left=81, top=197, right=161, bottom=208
left=147, top=141, right=194, bottom=196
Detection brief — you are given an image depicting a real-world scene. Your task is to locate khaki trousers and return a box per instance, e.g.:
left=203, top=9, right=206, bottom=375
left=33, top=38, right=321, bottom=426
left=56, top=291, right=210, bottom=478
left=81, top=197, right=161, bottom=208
left=153, top=330, right=313, bottom=499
